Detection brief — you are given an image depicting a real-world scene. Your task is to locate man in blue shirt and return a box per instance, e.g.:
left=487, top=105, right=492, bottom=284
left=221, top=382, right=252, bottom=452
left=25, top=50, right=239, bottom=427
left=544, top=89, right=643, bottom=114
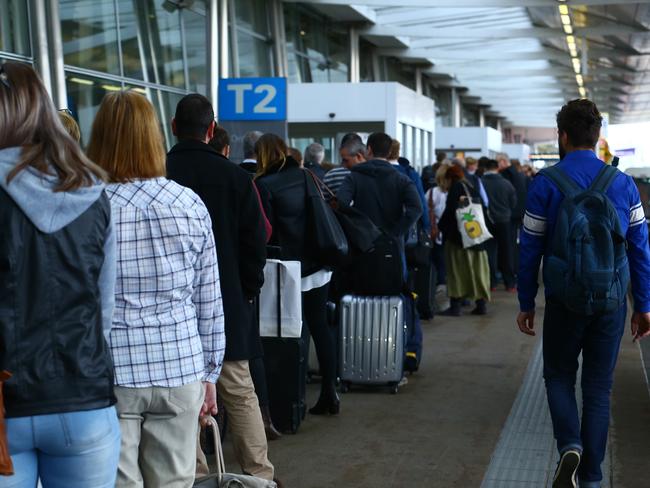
left=517, top=99, right=650, bottom=488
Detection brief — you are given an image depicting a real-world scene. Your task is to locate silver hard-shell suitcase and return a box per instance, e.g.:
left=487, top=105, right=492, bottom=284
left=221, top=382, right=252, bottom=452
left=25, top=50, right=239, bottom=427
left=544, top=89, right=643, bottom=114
left=339, top=295, right=405, bottom=394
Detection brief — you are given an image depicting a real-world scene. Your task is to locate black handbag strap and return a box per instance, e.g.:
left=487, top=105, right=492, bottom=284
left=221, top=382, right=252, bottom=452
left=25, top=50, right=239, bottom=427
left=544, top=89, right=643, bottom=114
left=276, top=261, right=282, bottom=338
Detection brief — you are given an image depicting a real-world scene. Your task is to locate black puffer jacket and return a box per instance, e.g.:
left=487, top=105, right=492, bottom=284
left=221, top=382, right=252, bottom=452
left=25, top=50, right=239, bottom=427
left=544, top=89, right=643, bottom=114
left=255, top=157, right=321, bottom=277
left=0, top=189, right=115, bottom=418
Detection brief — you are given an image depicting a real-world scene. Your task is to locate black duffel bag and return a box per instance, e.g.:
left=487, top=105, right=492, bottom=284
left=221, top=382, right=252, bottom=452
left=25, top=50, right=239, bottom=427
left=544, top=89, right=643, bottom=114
left=405, top=226, right=434, bottom=268
left=351, top=232, right=405, bottom=296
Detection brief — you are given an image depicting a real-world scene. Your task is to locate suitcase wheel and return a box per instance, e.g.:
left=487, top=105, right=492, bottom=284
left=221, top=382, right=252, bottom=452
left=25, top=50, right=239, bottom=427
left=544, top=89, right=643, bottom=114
left=389, top=383, right=399, bottom=395
left=340, top=382, right=351, bottom=394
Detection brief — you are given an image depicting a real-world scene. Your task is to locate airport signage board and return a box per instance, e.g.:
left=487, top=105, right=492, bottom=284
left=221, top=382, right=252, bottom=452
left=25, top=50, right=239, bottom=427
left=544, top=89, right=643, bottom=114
left=218, top=77, right=287, bottom=121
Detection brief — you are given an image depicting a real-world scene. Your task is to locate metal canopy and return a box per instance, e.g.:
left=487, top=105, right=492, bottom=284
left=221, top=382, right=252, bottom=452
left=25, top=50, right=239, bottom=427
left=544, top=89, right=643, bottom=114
left=296, top=0, right=650, bottom=127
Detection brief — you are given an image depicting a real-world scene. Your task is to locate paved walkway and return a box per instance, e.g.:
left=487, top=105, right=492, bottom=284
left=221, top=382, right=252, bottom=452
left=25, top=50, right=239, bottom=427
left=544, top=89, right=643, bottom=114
left=220, top=291, right=650, bottom=487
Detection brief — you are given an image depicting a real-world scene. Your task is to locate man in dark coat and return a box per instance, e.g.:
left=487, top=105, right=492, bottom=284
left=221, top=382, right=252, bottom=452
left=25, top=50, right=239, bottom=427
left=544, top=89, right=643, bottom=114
left=166, top=94, right=274, bottom=481
left=481, top=159, right=518, bottom=291
left=498, top=152, right=529, bottom=272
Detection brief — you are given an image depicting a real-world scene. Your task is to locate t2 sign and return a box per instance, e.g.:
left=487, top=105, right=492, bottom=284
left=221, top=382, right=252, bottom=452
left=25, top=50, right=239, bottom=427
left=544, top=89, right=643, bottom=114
left=218, top=78, right=287, bottom=121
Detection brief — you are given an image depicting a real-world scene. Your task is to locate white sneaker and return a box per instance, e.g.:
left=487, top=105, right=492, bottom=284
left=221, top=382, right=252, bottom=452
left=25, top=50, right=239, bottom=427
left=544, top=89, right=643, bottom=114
left=552, top=450, right=581, bottom=488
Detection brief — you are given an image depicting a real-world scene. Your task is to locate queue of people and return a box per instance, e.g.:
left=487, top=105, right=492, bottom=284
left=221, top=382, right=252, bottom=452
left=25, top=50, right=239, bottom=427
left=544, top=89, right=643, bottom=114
left=3, top=60, right=645, bottom=488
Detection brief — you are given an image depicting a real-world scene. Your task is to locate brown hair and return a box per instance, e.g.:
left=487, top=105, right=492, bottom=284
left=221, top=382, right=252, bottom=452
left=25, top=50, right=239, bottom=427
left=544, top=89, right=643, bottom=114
left=445, top=164, right=466, bottom=184
left=388, top=139, right=401, bottom=160
left=255, top=133, right=288, bottom=177
left=58, top=111, right=81, bottom=143
left=87, top=91, right=166, bottom=183
left=0, top=62, right=105, bottom=191
left=288, top=147, right=302, bottom=163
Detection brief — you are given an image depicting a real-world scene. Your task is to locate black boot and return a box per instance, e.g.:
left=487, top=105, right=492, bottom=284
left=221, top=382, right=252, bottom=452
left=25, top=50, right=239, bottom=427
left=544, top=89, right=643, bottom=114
left=439, top=297, right=462, bottom=316
left=309, top=382, right=340, bottom=416
left=261, top=405, right=282, bottom=440
left=471, top=299, right=487, bottom=315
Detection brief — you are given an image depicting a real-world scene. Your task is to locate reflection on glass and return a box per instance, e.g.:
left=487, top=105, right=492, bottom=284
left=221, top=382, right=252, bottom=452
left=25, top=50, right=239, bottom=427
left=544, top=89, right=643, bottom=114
left=183, top=9, right=207, bottom=93
left=237, top=31, right=272, bottom=77
left=60, top=0, right=120, bottom=74
left=65, top=73, right=119, bottom=146
left=150, top=89, right=184, bottom=150
left=117, top=0, right=144, bottom=80
left=233, top=0, right=269, bottom=36
left=0, top=0, right=30, bottom=56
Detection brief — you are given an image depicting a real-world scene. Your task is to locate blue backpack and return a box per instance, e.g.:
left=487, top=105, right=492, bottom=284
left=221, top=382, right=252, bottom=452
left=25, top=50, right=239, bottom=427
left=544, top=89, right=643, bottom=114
left=541, top=164, right=629, bottom=316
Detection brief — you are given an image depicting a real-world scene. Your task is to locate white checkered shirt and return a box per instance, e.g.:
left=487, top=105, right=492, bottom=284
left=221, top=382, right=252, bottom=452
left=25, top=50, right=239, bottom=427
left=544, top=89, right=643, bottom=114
left=106, top=178, right=225, bottom=387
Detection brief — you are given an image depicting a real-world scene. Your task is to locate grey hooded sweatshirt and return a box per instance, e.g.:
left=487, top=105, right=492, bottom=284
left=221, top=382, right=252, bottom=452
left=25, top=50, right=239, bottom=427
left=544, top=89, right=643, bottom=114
left=0, top=146, right=116, bottom=339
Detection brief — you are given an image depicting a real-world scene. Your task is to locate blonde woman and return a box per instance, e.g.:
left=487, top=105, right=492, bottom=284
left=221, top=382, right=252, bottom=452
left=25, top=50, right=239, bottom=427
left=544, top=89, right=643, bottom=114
left=426, top=163, right=451, bottom=286
left=87, top=91, right=225, bottom=487
left=0, top=62, right=120, bottom=487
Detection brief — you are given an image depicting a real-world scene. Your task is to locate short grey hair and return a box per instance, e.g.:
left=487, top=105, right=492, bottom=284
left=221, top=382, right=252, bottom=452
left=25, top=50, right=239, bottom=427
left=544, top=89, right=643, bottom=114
left=451, top=157, right=466, bottom=168
left=341, top=139, right=366, bottom=159
left=243, top=131, right=263, bottom=159
left=304, top=143, right=325, bottom=165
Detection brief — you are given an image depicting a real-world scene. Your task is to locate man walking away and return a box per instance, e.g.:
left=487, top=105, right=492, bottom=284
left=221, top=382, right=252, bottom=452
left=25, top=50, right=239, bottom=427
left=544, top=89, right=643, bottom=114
left=166, top=95, right=277, bottom=483
left=517, top=99, right=650, bottom=488
left=323, top=136, right=366, bottom=196
left=304, top=142, right=327, bottom=181
left=481, top=159, right=517, bottom=291
left=241, top=130, right=263, bottom=174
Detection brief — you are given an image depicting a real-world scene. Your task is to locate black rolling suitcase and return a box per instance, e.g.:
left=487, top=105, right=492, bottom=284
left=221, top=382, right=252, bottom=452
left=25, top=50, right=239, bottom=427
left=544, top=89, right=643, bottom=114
left=414, top=261, right=436, bottom=320
left=260, top=246, right=306, bottom=435
left=261, top=336, right=306, bottom=434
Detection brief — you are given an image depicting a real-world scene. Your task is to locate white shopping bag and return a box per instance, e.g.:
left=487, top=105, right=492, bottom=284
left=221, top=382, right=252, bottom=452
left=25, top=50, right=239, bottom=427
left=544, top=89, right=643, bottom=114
left=259, top=259, right=302, bottom=338
left=455, top=201, right=492, bottom=249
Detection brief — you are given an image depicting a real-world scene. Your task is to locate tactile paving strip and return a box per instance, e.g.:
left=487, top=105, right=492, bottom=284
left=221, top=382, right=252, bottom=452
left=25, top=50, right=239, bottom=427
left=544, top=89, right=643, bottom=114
left=481, top=339, right=611, bottom=488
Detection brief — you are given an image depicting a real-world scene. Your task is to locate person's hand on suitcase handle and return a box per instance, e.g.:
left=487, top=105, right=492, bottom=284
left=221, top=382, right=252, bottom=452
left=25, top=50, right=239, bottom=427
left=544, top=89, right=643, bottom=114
left=201, top=382, right=218, bottom=421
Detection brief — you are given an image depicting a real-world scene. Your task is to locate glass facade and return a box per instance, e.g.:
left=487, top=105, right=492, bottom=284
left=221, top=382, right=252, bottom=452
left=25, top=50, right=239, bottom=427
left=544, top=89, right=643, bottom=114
left=0, top=0, right=438, bottom=153
left=58, top=0, right=206, bottom=146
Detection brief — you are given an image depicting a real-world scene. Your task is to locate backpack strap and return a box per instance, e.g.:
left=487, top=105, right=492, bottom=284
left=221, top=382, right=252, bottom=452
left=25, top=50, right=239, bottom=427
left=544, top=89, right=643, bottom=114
left=541, top=166, right=580, bottom=197
left=589, top=164, right=618, bottom=193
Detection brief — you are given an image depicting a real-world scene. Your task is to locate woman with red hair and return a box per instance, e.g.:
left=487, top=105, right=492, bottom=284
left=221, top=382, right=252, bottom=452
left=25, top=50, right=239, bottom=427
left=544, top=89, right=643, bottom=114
left=438, top=164, right=491, bottom=316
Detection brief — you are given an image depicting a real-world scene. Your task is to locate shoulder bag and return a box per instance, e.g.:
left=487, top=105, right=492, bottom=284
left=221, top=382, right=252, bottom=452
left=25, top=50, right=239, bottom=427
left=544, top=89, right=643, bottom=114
left=303, top=170, right=349, bottom=267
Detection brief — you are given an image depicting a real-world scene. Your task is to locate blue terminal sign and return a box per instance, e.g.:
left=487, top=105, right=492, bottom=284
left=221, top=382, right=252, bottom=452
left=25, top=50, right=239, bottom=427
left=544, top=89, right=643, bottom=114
left=218, top=77, right=287, bottom=121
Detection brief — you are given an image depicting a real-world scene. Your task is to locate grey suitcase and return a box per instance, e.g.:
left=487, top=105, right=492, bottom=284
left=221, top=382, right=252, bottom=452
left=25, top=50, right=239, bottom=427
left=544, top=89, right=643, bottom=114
left=339, top=295, right=405, bottom=394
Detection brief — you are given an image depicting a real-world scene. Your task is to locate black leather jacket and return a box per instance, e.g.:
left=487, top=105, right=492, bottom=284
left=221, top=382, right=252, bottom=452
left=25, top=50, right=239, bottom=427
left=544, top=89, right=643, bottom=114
left=0, top=188, right=116, bottom=418
left=256, top=158, right=321, bottom=276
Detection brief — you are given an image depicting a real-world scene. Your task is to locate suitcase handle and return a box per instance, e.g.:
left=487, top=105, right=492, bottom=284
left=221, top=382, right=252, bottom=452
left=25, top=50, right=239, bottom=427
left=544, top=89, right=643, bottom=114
left=199, top=416, right=225, bottom=476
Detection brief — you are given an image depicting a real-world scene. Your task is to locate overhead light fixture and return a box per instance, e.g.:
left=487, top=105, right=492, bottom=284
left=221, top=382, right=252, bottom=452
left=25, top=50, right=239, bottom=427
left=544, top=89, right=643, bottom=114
left=561, top=14, right=571, bottom=25
left=572, top=58, right=582, bottom=74
left=576, top=74, right=584, bottom=86
left=579, top=87, right=587, bottom=98
left=69, top=77, right=94, bottom=86
left=563, top=24, right=573, bottom=34
left=566, top=35, right=575, bottom=44
left=558, top=5, right=569, bottom=15
left=132, top=87, right=147, bottom=95
left=101, top=84, right=122, bottom=92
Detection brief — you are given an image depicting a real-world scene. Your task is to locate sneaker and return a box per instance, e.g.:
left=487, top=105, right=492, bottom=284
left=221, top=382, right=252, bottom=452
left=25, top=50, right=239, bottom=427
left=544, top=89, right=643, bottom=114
left=552, top=450, right=581, bottom=488
left=398, top=376, right=409, bottom=387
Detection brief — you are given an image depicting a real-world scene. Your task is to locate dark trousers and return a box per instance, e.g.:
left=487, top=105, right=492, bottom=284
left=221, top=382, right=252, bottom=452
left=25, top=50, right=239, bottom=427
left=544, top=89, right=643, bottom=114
left=487, top=221, right=516, bottom=289
left=432, top=242, right=446, bottom=285
left=511, top=219, right=521, bottom=275
left=302, top=283, right=336, bottom=400
left=543, top=300, right=626, bottom=485
left=249, top=356, right=269, bottom=407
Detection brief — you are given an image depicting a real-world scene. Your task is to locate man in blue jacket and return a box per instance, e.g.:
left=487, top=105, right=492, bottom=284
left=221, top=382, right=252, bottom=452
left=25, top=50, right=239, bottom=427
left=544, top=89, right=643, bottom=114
left=517, top=99, right=650, bottom=488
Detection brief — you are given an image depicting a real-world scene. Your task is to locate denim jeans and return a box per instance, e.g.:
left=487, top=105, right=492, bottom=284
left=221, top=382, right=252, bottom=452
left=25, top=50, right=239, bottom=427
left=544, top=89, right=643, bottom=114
left=543, top=300, right=626, bottom=487
left=0, top=407, right=120, bottom=488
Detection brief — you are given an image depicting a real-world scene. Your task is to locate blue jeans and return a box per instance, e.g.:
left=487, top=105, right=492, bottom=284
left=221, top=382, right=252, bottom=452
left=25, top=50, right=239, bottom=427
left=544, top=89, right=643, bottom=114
left=543, top=301, right=626, bottom=487
left=0, top=407, right=120, bottom=488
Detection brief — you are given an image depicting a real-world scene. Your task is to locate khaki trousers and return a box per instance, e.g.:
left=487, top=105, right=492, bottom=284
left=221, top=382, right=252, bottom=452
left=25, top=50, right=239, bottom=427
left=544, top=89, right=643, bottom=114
left=217, top=360, right=274, bottom=480
left=115, top=381, right=204, bottom=488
